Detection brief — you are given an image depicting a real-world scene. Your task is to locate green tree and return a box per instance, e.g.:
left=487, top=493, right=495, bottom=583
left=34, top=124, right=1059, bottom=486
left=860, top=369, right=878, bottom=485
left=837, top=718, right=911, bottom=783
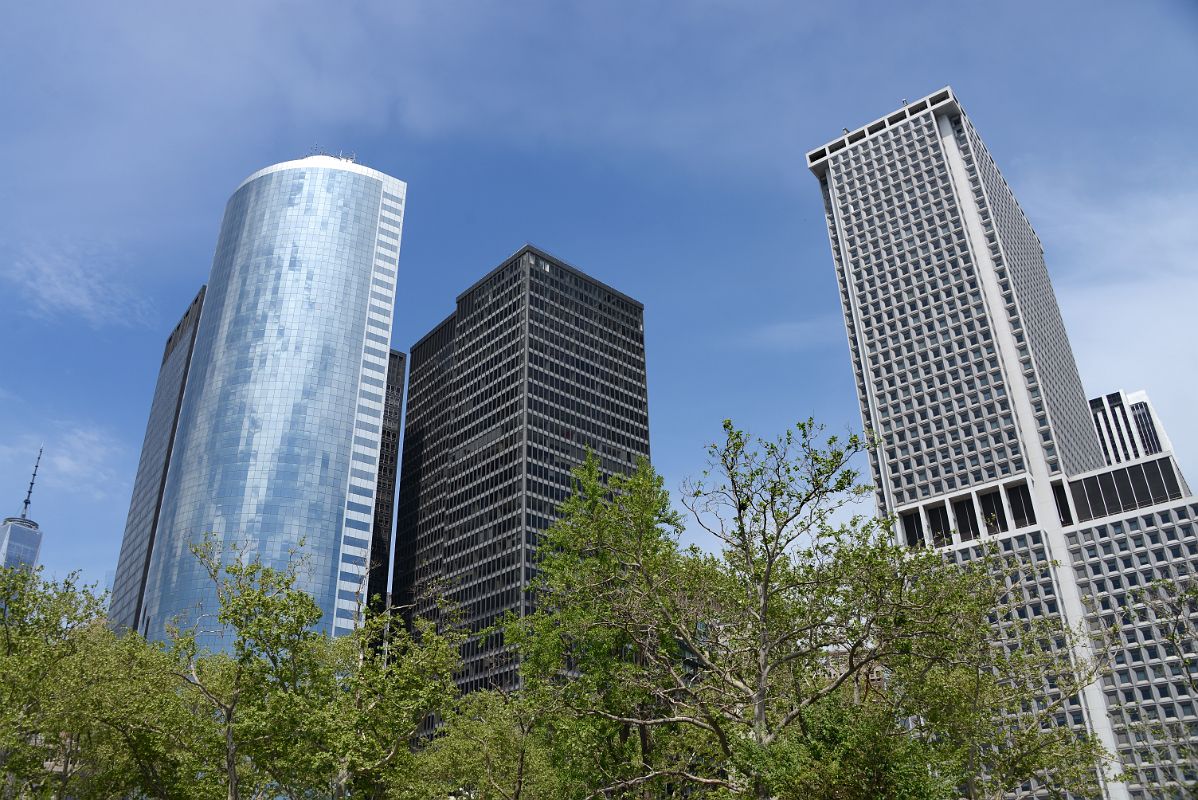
left=510, top=419, right=1112, bottom=799
left=416, top=686, right=579, bottom=800
left=0, top=566, right=211, bottom=799
left=326, top=612, right=460, bottom=798
left=168, top=535, right=460, bottom=800
left=1, top=541, right=460, bottom=800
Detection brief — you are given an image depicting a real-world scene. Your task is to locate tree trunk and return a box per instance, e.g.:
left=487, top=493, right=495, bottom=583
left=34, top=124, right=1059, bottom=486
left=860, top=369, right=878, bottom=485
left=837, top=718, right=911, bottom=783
left=226, top=716, right=239, bottom=800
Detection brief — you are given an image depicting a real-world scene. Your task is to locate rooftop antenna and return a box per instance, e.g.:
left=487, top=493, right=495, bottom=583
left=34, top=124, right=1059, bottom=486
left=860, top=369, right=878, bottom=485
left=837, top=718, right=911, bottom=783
left=21, top=446, right=42, bottom=520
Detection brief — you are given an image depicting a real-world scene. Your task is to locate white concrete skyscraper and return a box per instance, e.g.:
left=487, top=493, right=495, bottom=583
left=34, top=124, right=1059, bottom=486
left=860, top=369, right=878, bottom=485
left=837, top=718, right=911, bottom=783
left=808, top=88, right=1195, bottom=799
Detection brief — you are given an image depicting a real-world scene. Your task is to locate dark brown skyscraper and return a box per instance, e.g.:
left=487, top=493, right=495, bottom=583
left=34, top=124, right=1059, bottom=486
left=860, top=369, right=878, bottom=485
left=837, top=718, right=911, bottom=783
left=394, top=245, right=650, bottom=691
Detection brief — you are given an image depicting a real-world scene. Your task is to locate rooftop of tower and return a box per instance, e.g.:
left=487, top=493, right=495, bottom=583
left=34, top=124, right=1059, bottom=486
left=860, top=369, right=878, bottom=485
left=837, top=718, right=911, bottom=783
left=456, top=243, right=644, bottom=309
left=806, top=86, right=959, bottom=178
left=410, top=243, right=645, bottom=353
left=234, top=153, right=406, bottom=193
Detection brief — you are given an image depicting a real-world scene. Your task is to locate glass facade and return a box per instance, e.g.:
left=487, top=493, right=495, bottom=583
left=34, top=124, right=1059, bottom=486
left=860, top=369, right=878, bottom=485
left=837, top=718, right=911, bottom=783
left=0, top=518, right=42, bottom=569
left=108, top=287, right=205, bottom=632
left=138, top=156, right=406, bottom=647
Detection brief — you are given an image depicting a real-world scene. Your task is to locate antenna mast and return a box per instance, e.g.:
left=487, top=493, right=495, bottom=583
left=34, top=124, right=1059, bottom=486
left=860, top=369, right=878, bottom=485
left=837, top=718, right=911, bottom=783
left=22, top=446, right=42, bottom=519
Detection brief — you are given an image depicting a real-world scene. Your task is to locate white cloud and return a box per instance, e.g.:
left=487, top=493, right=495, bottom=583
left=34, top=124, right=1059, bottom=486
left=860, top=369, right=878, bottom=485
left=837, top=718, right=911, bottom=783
left=0, top=243, right=154, bottom=329
left=46, top=425, right=131, bottom=502
left=1014, top=167, right=1198, bottom=480
left=1016, top=170, right=1198, bottom=286
left=0, top=423, right=131, bottom=505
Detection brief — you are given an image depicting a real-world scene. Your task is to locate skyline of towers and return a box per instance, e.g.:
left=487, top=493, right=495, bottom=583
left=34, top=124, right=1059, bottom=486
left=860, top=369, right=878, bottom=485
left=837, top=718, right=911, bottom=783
left=110, top=155, right=407, bottom=645
left=94, top=89, right=1194, bottom=793
left=394, top=244, right=650, bottom=691
left=808, top=86, right=1195, bottom=799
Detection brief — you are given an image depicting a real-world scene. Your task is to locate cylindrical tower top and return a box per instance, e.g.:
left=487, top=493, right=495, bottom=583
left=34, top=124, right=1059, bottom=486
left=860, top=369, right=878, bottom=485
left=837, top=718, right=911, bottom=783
left=234, top=154, right=405, bottom=194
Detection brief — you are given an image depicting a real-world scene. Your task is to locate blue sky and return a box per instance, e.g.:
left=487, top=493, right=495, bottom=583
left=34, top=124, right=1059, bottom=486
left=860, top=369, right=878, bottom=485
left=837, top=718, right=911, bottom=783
left=1, top=1, right=1196, bottom=586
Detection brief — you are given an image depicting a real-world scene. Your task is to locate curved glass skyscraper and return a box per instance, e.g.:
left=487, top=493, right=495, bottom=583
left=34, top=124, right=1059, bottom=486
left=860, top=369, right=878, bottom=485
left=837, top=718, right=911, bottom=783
left=132, top=155, right=406, bottom=645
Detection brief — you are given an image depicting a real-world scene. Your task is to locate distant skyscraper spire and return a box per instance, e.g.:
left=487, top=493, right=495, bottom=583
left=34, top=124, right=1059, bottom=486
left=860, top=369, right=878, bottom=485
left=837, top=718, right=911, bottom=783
left=2, top=447, right=45, bottom=570
left=21, top=446, right=42, bottom=520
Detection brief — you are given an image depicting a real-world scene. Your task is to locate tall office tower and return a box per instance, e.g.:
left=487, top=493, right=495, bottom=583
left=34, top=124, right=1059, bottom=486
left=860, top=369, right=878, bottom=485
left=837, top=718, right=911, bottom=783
left=118, top=155, right=406, bottom=646
left=1090, top=389, right=1173, bottom=467
left=109, top=287, right=205, bottom=631
left=1, top=449, right=44, bottom=570
left=366, top=349, right=406, bottom=612
left=808, top=87, right=1197, bottom=799
left=394, top=245, right=650, bottom=691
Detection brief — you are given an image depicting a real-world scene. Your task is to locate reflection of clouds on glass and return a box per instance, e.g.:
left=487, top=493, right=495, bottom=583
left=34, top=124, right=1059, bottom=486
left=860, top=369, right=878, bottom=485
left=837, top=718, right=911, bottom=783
left=138, top=160, right=404, bottom=649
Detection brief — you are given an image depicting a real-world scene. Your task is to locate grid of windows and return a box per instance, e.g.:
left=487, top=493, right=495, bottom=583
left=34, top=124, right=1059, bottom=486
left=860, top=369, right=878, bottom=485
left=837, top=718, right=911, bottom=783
left=951, top=115, right=1103, bottom=477
left=951, top=533, right=1097, bottom=796
left=1069, top=502, right=1198, bottom=797
left=109, top=287, right=205, bottom=631
left=820, top=108, right=1021, bottom=509
left=393, top=316, right=457, bottom=616
left=394, top=245, right=649, bottom=693
left=815, top=90, right=1105, bottom=517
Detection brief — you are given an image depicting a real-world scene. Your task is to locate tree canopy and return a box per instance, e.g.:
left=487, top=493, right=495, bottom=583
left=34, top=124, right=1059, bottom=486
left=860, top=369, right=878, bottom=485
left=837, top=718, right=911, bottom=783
left=0, top=419, right=1121, bottom=799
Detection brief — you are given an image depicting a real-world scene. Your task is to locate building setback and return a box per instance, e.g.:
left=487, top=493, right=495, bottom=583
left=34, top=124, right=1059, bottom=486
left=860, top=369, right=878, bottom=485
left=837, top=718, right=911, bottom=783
left=394, top=244, right=650, bottom=692
left=115, top=155, right=407, bottom=646
left=109, top=287, right=205, bottom=632
left=1089, top=389, right=1172, bottom=467
left=808, top=87, right=1196, bottom=799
